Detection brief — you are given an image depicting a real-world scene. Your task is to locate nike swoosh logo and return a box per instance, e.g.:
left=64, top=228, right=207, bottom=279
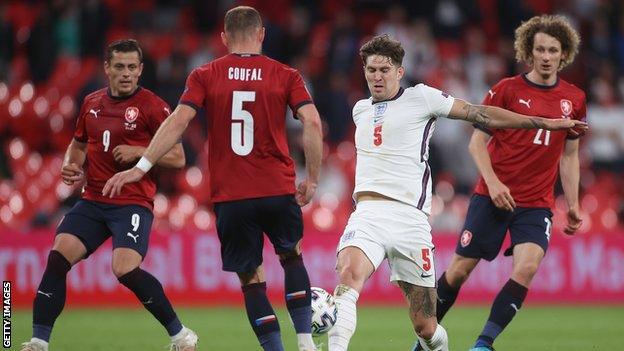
left=510, top=303, right=519, bottom=312
left=37, top=290, right=53, bottom=298
left=421, top=273, right=433, bottom=278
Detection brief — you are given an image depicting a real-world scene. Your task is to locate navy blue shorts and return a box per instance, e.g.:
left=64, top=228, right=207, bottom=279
left=213, top=194, right=303, bottom=273
left=56, top=200, right=154, bottom=258
left=455, top=194, right=553, bottom=261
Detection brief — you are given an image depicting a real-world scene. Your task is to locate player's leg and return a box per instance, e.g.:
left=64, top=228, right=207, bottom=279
left=215, top=198, right=284, bottom=351
left=108, top=205, right=197, bottom=350
left=24, top=200, right=108, bottom=351
left=438, top=194, right=511, bottom=321
left=238, top=266, right=284, bottom=351
left=398, top=282, right=448, bottom=351
left=436, top=254, right=479, bottom=321
left=328, top=246, right=376, bottom=351
left=471, top=208, right=550, bottom=350
left=328, top=201, right=386, bottom=351
left=261, top=195, right=315, bottom=351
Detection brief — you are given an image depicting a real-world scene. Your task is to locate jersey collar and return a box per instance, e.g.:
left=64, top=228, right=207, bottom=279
left=521, top=73, right=559, bottom=90
left=231, top=53, right=261, bottom=57
left=372, top=87, right=404, bottom=104
left=107, top=86, right=142, bottom=100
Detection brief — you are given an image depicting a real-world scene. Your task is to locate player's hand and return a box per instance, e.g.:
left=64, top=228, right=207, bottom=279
left=542, top=118, right=588, bottom=132
left=487, top=179, right=515, bottom=211
left=102, top=167, right=146, bottom=198
left=113, top=145, right=145, bottom=164
left=61, top=163, right=84, bottom=185
left=295, top=180, right=317, bottom=206
left=564, top=207, right=583, bottom=235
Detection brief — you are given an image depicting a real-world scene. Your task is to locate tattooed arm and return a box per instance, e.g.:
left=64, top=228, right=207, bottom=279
left=446, top=99, right=586, bottom=131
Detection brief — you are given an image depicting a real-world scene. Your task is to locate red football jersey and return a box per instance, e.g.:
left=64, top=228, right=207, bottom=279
left=474, top=74, right=587, bottom=209
left=74, top=87, right=171, bottom=209
left=179, top=53, right=313, bottom=202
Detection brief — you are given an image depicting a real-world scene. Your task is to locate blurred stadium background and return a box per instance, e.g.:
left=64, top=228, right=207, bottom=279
left=1, top=0, right=623, bottom=350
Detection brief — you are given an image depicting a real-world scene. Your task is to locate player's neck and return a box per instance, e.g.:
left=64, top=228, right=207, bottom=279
left=526, top=70, right=557, bottom=86
left=228, top=44, right=262, bottom=56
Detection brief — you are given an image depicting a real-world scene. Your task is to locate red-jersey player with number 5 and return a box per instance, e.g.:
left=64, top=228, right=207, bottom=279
left=103, top=6, right=323, bottom=351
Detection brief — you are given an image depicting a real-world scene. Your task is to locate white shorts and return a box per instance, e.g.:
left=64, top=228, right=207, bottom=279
left=337, top=200, right=436, bottom=287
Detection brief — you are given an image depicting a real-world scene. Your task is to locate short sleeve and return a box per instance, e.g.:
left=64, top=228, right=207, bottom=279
left=567, top=93, right=587, bottom=140
left=287, top=69, right=313, bottom=114
left=148, top=99, right=172, bottom=135
left=179, top=68, right=205, bottom=111
left=73, top=103, right=87, bottom=142
left=419, top=84, right=455, bottom=118
left=476, top=82, right=507, bottom=135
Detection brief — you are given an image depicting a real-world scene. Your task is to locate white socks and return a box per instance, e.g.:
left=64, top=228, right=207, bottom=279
left=328, top=284, right=359, bottom=351
left=418, top=324, right=449, bottom=351
left=297, top=333, right=316, bottom=351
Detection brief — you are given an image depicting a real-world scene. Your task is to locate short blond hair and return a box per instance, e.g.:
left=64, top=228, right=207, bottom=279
left=224, top=6, right=262, bottom=38
left=514, top=15, right=580, bottom=70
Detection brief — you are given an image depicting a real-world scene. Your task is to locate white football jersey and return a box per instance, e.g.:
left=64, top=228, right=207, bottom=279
left=352, top=84, right=455, bottom=215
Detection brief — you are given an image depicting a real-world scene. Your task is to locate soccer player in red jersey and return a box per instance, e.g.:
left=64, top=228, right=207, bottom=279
left=21, top=40, right=198, bottom=351
left=104, top=6, right=323, bottom=351
left=415, top=15, right=586, bottom=351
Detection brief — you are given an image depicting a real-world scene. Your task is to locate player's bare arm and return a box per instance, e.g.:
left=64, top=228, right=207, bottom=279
left=448, top=98, right=588, bottom=131
left=112, top=143, right=185, bottom=168
left=61, top=139, right=87, bottom=185
left=295, top=103, right=323, bottom=206
left=468, top=130, right=515, bottom=211
left=102, top=104, right=196, bottom=197
left=559, top=138, right=582, bottom=234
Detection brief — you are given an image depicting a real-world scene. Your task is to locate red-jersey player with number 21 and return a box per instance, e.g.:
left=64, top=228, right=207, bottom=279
left=421, top=15, right=587, bottom=351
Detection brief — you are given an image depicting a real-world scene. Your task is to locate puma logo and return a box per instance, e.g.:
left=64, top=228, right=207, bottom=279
left=89, top=109, right=101, bottom=118
left=37, top=290, right=53, bottom=298
left=488, top=90, right=496, bottom=99
left=519, top=98, right=531, bottom=108
left=127, top=232, right=139, bottom=243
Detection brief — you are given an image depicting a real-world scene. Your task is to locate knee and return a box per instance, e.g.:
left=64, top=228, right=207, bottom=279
left=336, top=264, right=366, bottom=290
left=513, top=261, right=540, bottom=284
left=445, top=264, right=471, bottom=288
left=414, top=320, right=437, bottom=340
left=279, top=250, right=303, bottom=266
left=112, top=260, right=140, bottom=278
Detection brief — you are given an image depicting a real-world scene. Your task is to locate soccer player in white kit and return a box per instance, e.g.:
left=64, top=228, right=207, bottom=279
left=327, top=35, right=587, bottom=351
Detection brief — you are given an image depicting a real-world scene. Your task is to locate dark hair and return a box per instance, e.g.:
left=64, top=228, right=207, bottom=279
left=224, top=6, right=262, bottom=37
left=514, top=15, right=580, bottom=70
left=105, top=39, right=143, bottom=63
left=360, top=34, right=405, bottom=67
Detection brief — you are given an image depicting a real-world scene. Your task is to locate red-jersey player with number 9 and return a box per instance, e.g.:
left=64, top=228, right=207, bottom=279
left=103, top=6, right=323, bottom=351
left=428, top=15, right=587, bottom=351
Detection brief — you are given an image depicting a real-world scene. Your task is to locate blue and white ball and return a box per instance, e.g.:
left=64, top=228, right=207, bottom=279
left=310, top=287, right=338, bottom=336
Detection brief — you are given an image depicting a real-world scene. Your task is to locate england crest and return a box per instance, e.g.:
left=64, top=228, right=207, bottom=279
left=560, top=99, right=572, bottom=116
left=374, top=102, right=387, bottom=117
left=125, top=107, right=139, bottom=123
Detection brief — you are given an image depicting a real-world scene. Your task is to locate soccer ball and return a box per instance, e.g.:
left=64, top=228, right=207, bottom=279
left=310, top=287, right=338, bottom=336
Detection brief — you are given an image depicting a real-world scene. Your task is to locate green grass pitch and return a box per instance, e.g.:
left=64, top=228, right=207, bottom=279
left=8, top=305, right=623, bottom=350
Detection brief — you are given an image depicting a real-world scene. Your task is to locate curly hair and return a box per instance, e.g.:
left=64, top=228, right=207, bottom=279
left=514, top=15, right=580, bottom=70
left=360, top=34, right=405, bottom=67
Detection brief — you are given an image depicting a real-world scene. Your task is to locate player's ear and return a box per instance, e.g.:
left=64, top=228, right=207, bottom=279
left=397, top=66, right=405, bottom=80
left=137, top=62, right=143, bottom=77
left=220, top=32, right=228, bottom=48
left=258, top=27, right=265, bottom=43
